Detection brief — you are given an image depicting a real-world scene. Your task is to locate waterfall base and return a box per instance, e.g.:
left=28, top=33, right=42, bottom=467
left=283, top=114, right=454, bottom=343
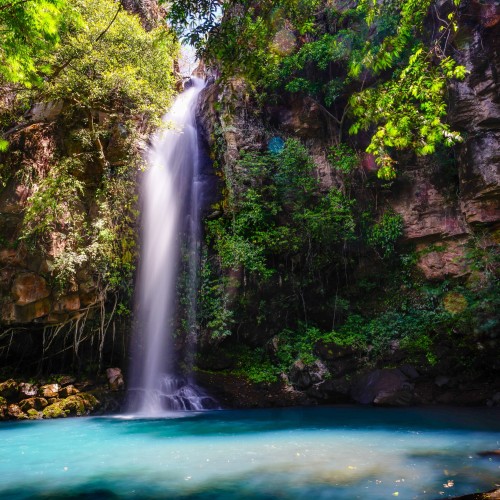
left=127, top=375, right=219, bottom=416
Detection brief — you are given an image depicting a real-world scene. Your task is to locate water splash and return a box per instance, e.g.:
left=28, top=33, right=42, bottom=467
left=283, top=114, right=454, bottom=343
left=126, top=77, right=218, bottom=416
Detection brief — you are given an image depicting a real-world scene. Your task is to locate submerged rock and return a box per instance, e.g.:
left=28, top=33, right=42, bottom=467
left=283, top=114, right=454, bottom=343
left=451, top=488, right=500, bottom=499
left=477, top=450, right=500, bottom=458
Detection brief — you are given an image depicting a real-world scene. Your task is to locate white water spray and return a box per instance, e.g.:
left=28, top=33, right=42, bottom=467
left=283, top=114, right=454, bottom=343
left=127, top=77, right=217, bottom=415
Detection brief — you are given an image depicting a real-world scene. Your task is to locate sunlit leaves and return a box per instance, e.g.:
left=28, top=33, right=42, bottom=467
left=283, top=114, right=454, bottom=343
left=42, top=0, right=178, bottom=124
left=0, top=0, right=69, bottom=86
left=349, top=44, right=465, bottom=179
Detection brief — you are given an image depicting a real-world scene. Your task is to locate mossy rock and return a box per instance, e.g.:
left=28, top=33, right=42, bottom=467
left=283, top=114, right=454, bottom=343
left=19, top=397, right=48, bottom=412
left=0, top=379, right=18, bottom=399
left=27, top=409, right=41, bottom=420
left=7, top=404, right=28, bottom=420
left=78, top=392, right=99, bottom=411
left=61, top=396, right=85, bottom=416
left=443, top=292, right=468, bottom=314
left=0, top=400, right=8, bottom=420
left=59, top=385, right=80, bottom=398
left=42, top=402, right=69, bottom=419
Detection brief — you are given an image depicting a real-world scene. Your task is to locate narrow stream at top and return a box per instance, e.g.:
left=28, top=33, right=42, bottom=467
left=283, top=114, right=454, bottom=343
left=126, top=77, right=217, bottom=416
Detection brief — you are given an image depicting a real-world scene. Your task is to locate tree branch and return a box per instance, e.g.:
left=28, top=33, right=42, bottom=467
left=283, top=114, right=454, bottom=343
left=2, top=118, right=53, bottom=137
left=95, top=4, right=122, bottom=43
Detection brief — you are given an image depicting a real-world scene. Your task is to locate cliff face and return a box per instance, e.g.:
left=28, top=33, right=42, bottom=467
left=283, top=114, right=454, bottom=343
left=0, top=0, right=498, bottom=409
left=0, top=0, right=173, bottom=377
left=0, top=101, right=139, bottom=375
left=194, top=1, right=500, bottom=408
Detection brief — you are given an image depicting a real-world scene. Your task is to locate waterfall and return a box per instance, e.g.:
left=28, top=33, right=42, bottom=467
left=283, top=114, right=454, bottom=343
left=126, top=77, right=217, bottom=416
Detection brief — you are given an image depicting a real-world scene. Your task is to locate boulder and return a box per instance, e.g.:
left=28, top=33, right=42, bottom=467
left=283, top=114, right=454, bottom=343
left=106, top=367, right=124, bottom=391
left=11, top=273, right=50, bottom=305
left=18, top=397, right=48, bottom=412
left=39, top=383, right=60, bottom=398
left=59, top=385, right=80, bottom=398
left=18, top=382, right=38, bottom=398
left=78, top=392, right=99, bottom=411
left=61, top=395, right=85, bottom=416
left=306, top=378, right=351, bottom=403
left=27, top=409, right=41, bottom=420
left=351, top=369, right=414, bottom=406
left=57, top=375, right=76, bottom=387
left=7, top=404, right=27, bottom=420
left=399, top=365, right=419, bottom=380
left=0, top=396, right=7, bottom=420
left=289, top=359, right=329, bottom=390
left=435, top=375, right=450, bottom=388
left=373, top=389, right=414, bottom=406
left=42, top=402, right=68, bottom=419
left=0, top=379, right=18, bottom=399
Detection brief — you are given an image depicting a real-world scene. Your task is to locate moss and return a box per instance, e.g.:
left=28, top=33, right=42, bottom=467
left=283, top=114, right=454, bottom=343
left=27, top=409, right=41, bottom=420
left=78, top=393, right=99, bottom=411
left=0, top=379, right=18, bottom=399
left=42, top=402, right=69, bottom=419
left=61, top=395, right=85, bottom=416
left=443, top=292, right=468, bottom=314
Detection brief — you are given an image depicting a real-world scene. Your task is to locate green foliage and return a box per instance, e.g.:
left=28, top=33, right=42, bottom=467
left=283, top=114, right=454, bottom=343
left=168, top=0, right=320, bottom=82
left=198, top=251, right=234, bottom=339
left=349, top=47, right=465, bottom=179
left=367, top=210, right=404, bottom=258
left=0, top=0, right=69, bottom=86
left=10, top=0, right=178, bottom=298
left=22, top=157, right=85, bottom=247
left=274, top=324, right=337, bottom=368
left=207, top=139, right=356, bottom=281
left=328, top=144, right=358, bottom=174
left=176, top=0, right=466, bottom=177
left=231, top=346, right=280, bottom=384
left=42, top=0, right=178, bottom=126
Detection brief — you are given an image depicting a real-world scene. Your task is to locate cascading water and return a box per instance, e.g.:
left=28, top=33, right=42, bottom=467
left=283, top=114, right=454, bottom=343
left=126, top=77, right=218, bottom=416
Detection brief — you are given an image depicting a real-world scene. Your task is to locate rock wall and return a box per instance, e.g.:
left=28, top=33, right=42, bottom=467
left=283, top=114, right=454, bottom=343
left=194, top=1, right=500, bottom=408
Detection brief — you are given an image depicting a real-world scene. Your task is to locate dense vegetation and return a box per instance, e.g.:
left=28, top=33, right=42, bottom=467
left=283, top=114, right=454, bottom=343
left=169, top=0, right=465, bottom=179
left=1, top=0, right=178, bottom=372
left=0, top=0, right=498, bottom=395
left=176, top=0, right=499, bottom=385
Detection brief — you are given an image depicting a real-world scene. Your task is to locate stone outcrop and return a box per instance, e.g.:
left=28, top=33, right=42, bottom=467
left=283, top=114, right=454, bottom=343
left=106, top=367, right=125, bottom=391
left=0, top=376, right=103, bottom=420
left=351, top=369, right=414, bottom=406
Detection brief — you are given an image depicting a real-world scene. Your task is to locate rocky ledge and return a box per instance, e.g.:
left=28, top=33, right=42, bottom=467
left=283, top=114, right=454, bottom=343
left=0, top=368, right=125, bottom=420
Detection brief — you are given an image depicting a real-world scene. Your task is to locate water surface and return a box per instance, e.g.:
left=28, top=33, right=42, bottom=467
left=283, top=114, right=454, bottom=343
left=1, top=406, right=499, bottom=499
